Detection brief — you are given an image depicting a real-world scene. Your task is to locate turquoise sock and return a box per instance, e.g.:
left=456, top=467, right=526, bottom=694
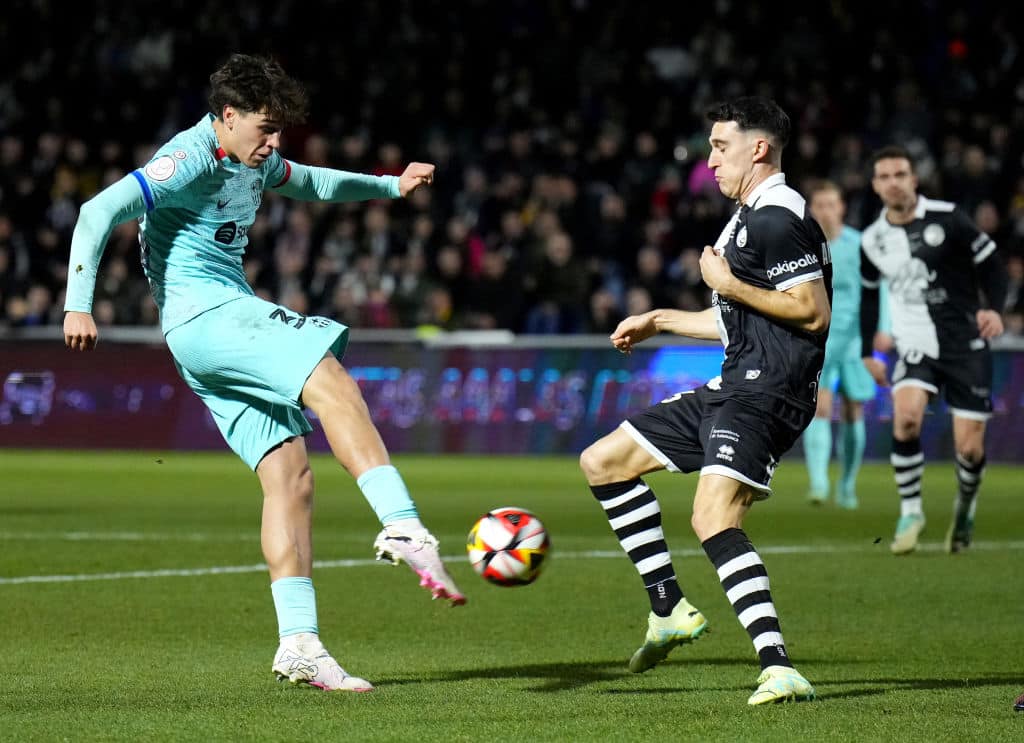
left=839, top=419, right=865, bottom=495
left=803, top=417, right=832, bottom=494
left=357, top=464, right=419, bottom=525
left=271, top=576, right=318, bottom=638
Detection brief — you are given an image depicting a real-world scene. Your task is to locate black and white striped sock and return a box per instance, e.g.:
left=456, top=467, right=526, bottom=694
left=955, top=453, right=985, bottom=517
left=591, top=479, right=683, bottom=616
left=703, top=527, right=792, bottom=670
left=892, top=437, right=924, bottom=517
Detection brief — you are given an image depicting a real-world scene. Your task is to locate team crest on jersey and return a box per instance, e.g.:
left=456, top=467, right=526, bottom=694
left=736, top=226, right=748, bottom=247
left=172, top=150, right=188, bottom=160
left=890, top=257, right=936, bottom=301
left=144, top=156, right=176, bottom=182
left=923, top=223, right=945, bottom=246
left=251, top=180, right=262, bottom=207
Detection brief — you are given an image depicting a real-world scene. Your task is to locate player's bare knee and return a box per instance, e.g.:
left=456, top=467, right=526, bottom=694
left=265, top=466, right=313, bottom=507
left=690, top=506, right=716, bottom=542
left=294, top=466, right=314, bottom=504
left=579, top=444, right=607, bottom=484
left=580, top=439, right=636, bottom=486
left=955, top=444, right=984, bottom=465
left=893, top=417, right=922, bottom=440
left=690, top=509, right=702, bottom=538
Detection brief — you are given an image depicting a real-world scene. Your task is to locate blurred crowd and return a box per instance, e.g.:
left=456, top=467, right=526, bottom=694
left=2, top=0, right=1024, bottom=334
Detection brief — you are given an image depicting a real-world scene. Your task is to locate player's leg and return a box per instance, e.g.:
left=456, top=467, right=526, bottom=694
left=947, top=415, right=987, bottom=552
left=165, top=304, right=371, bottom=691
left=691, top=474, right=814, bottom=705
left=835, top=354, right=875, bottom=509
left=836, top=397, right=865, bottom=509
left=693, top=396, right=814, bottom=703
left=802, top=387, right=833, bottom=504
left=258, top=436, right=315, bottom=581
left=301, top=355, right=464, bottom=604
left=580, top=391, right=709, bottom=673
left=580, top=428, right=680, bottom=616
left=889, top=368, right=932, bottom=554
left=943, top=349, right=994, bottom=553
left=258, top=437, right=373, bottom=692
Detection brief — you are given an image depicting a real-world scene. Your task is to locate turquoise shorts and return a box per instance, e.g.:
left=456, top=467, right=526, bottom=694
left=165, top=295, right=349, bottom=470
left=821, top=333, right=875, bottom=402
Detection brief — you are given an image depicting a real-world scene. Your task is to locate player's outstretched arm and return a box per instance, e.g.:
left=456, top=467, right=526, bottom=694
left=272, top=160, right=435, bottom=202
left=63, top=175, right=148, bottom=351
left=611, top=308, right=718, bottom=354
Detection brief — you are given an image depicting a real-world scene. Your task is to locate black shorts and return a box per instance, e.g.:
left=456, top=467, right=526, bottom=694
left=621, top=385, right=812, bottom=498
left=891, top=347, right=992, bottom=420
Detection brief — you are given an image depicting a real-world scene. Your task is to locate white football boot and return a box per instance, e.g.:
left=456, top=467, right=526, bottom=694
left=374, top=526, right=466, bottom=606
left=272, top=633, right=373, bottom=692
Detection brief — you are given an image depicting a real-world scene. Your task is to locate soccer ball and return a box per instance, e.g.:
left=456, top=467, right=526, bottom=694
left=466, top=507, right=550, bottom=586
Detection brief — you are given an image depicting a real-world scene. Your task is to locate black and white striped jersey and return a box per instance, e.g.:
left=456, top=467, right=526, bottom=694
left=860, top=196, right=997, bottom=360
left=709, top=173, right=833, bottom=412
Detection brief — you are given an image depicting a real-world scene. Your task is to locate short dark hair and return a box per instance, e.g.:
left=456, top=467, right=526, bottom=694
left=208, top=54, right=309, bottom=127
left=806, top=178, right=842, bottom=199
left=706, top=97, right=791, bottom=149
left=870, top=145, right=915, bottom=173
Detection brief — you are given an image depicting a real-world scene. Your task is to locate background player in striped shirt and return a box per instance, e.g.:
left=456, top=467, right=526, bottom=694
left=860, top=146, right=1007, bottom=555
left=802, top=180, right=891, bottom=509
left=62, top=54, right=464, bottom=692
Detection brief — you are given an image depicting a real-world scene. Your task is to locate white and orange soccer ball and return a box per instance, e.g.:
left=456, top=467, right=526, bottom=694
left=466, top=507, right=550, bottom=586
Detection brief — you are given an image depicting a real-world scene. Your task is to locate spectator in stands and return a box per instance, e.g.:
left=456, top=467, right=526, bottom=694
left=524, top=231, right=588, bottom=334
left=1, top=1, right=1022, bottom=336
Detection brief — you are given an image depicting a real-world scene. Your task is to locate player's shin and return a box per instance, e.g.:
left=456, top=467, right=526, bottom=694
left=838, top=419, right=865, bottom=503
left=954, top=453, right=984, bottom=513
left=357, top=464, right=422, bottom=528
left=948, top=453, right=983, bottom=552
left=591, top=479, right=684, bottom=615
left=891, top=437, right=924, bottom=516
left=271, top=576, right=319, bottom=638
left=802, top=418, right=832, bottom=501
left=702, top=527, right=793, bottom=670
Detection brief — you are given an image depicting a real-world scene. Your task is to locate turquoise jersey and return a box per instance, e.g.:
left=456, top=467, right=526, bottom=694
left=63, top=115, right=400, bottom=330
left=119, top=114, right=398, bottom=332
left=826, top=225, right=889, bottom=362
left=130, top=114, right=289, bottom=331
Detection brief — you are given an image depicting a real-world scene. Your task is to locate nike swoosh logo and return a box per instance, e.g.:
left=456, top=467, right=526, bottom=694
left=217, top=199, right=231, bottom=209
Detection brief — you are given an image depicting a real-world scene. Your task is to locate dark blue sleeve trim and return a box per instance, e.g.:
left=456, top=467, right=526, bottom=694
left=131, top=169, right=155, bottom=211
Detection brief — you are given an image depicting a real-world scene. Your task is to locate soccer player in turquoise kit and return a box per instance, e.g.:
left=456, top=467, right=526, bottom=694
left=802, top=180, right=891, bottom=509
left=63, top=54, right=464, bottom=692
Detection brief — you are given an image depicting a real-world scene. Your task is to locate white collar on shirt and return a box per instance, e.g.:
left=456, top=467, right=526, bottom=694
left=743, top=172, right=787, bottom=209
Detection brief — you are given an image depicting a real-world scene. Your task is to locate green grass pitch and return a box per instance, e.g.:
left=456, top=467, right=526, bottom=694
left=1, top=450, right=1021, bottom=741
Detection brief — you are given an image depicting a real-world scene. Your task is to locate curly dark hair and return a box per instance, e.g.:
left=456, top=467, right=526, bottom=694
left=706, top=96, right=791, bottom=149
left=208, top=53, right=309, bottom=127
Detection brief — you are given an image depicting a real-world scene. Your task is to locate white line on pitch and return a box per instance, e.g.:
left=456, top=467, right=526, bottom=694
left=0, top=531, right=257, bottom=542
left=1, top=541, right=1022, bottom=586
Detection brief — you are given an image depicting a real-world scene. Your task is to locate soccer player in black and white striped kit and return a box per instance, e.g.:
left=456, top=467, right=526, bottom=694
left=859, top=146, right=1006, bottom=555
left=580, top=97, right=831, bottom=705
